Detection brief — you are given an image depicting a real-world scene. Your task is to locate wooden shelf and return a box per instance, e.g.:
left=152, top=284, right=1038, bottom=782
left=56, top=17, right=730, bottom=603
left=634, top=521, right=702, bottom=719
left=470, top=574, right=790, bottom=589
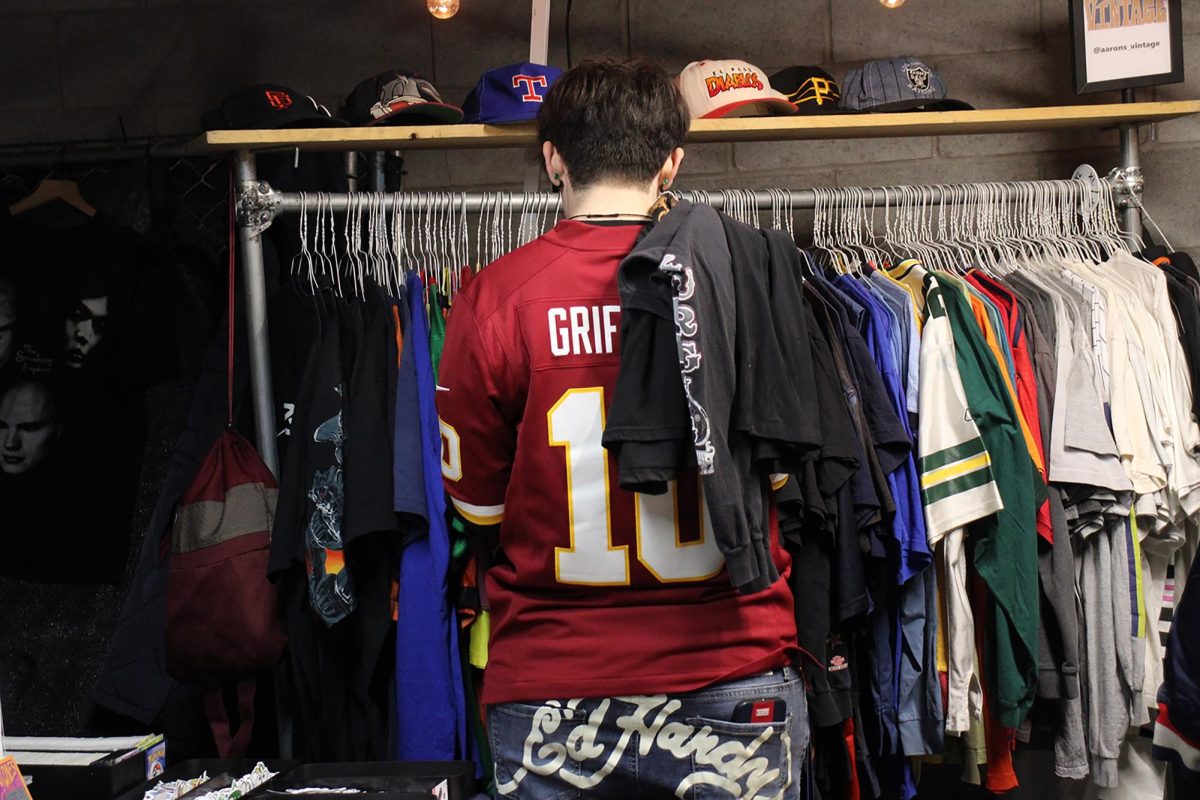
left=187, top=100, right=1200, bottom=154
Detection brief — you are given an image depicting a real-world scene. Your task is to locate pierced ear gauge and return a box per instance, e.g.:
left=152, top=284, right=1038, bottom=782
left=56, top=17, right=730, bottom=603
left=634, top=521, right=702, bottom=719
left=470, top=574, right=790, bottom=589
left=662, top=177, right=671, bottom=188
left=552, top=173, right=561, bottom=186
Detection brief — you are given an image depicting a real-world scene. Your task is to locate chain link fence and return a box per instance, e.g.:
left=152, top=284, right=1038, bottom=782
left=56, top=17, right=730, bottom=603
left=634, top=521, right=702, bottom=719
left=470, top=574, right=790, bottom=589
left=163, top=155, right=231, bottom=258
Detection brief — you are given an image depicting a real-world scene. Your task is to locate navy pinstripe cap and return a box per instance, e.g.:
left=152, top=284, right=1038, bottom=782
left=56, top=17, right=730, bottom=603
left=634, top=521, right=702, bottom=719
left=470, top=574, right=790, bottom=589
left=839, top=57, right=972, bottom=112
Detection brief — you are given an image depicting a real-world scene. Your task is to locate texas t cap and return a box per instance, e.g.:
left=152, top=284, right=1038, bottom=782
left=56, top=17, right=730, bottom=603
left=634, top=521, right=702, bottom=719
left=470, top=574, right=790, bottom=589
left=462, top=62, right=563, bottom=124
left=678, top=59, right=798, bottom=119
left=839, top=57, right=973, bottom=112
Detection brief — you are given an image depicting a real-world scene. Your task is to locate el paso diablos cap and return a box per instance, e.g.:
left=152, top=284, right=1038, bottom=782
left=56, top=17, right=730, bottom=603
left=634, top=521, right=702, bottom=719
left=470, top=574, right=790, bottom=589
left=677, top=59, right=798, bottom=119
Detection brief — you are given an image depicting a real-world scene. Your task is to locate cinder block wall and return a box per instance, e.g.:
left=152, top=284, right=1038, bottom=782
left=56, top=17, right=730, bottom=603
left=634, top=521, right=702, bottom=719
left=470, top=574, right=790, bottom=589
left=0, top=0, right=1195, bottom=242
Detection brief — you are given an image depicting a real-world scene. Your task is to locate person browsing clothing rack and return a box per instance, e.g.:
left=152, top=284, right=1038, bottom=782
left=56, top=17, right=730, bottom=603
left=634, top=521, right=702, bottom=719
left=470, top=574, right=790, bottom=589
left=436, top=58, right=805, bottom=799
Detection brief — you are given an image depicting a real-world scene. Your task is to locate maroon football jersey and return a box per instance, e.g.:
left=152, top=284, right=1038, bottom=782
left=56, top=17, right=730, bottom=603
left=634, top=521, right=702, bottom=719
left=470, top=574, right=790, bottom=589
left=436, top=220, right=797, bottom=704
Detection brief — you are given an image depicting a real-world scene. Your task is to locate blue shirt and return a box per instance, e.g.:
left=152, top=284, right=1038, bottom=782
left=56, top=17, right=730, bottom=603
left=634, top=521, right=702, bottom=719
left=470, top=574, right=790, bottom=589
left=835, top=275, right=939, bottom=800
left=834, top=276, right=930, bottom=578
left=393, top=292, right=427, bottom=522
left=868, top=273, right=921, bottom=419
left=394, top=273, right=475, bottom=767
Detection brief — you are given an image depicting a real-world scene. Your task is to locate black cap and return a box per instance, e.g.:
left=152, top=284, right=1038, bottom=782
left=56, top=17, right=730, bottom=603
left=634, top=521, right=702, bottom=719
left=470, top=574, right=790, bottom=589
left=201, top=84, right=348, bottom=131
left=340, top=70, right=464, bottom=126
left=769, top=66, right=855, bottom=115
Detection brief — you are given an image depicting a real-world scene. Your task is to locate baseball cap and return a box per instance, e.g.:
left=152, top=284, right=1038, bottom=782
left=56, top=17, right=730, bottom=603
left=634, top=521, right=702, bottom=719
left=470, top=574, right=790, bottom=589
left=839, top=57, right=973, bottom=112
left=678, top=59, right=798, bottom=119
left=768, top=66, right=854, bottom=115
left=340, top=70, right=464, bottom=126
left=462, top=62, right=563, bottom=124
left=201, top=84, right=348, bottom=131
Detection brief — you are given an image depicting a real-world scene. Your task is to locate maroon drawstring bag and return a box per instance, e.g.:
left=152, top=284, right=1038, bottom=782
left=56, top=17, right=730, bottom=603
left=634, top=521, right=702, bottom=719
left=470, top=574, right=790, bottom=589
left=164, top=178, right=285, bottom=757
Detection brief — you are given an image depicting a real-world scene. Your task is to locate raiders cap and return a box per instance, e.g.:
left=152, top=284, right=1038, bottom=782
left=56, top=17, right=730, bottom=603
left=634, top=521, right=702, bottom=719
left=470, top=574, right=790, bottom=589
left=839, top=57, right=973, bottom=112
left=340, top=70, right=464, bottom=126
left=677, top=59, right=798, bottom=119
left=769, top=66, right=855, bottom=115
left=201, top=84, right=348, bottom=130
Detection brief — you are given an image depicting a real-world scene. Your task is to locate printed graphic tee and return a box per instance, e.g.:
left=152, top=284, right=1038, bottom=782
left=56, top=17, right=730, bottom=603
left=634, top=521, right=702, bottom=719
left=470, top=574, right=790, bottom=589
left=0, top=208, right=174, bottom=583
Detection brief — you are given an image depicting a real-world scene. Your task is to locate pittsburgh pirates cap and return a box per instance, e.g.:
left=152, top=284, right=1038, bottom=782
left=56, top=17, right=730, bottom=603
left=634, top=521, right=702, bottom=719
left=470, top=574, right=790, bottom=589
left=677, top=59, right=798, bottom=119
left=839, top=57, right=973, bottom=112
left=769, top=66, right=855, bottom=115
left=201, top=84, right=348, bottom=130
left=340, top=70, right=464, bottom=126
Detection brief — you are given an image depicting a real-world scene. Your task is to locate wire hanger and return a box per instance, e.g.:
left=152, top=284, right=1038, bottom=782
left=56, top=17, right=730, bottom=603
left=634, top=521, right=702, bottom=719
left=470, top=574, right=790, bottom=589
left=430, top=192, right=443, bottom=291
left=439, top=191, right=453, bottom=295
left=812, top=187, right=836, bottom=272
left=313, top=192, right=336, bottom=291
left=398, top=193, right=413, bottom=282
left=893, top=185, right=922, bottom=270
left=909, top=185, right=938, bottom=273
left=491, top=193, right=503, bottom=266
left=380, top=192, right=401, bottom=293
left=766, top=188, right=782, bottom=232
left=474, top=191, right=488, bottom=271
left=921, top=184, right=948, bottom=272
left=454, top=193, right=469, bottom=294
left=293, top=191, right=319, bottom=294
left=366, top=192, right=385, bottom=294
left=342, top=193, right=362, bottom=300
left=746, top=188, right=761, bottom=229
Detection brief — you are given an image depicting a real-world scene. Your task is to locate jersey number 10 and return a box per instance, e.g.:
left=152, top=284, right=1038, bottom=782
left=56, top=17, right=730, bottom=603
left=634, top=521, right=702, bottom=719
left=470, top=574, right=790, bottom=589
left=547, top=387, right=723, bottom=586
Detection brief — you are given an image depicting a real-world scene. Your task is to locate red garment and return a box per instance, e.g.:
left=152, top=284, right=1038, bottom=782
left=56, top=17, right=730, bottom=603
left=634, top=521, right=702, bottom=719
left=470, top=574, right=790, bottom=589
left=966, top=271, right=1053, bottom=545
left=972, top=569, right=1019, bottom=793
left=437, top=220, right=798, bottom=704
left=845, top=717, right=861, bottom=800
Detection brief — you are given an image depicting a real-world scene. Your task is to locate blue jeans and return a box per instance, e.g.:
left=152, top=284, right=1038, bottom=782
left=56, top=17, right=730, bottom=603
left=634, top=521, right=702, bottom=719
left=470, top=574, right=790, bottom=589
left=488, top=665, right=809, bottom=800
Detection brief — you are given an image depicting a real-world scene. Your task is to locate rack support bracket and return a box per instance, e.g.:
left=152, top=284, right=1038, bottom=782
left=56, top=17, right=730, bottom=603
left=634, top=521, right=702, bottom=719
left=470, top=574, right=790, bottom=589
left=1107, top=166, right=1145, bottom=210
left=237, top=179, right=281, bottom=235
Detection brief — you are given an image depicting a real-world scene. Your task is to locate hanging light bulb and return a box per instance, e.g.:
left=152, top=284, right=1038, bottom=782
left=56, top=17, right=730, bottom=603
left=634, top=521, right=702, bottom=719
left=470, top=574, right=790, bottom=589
left=427, top=0, right=460, bottom=19
left=879, top=0, right=906, bottom=7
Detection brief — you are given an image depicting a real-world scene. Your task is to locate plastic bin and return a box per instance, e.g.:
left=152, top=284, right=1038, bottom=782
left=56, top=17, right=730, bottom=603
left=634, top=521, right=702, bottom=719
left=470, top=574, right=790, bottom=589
left=244, top=761, right=475, bottom=800
left=17, top=753, right=146, bottom=800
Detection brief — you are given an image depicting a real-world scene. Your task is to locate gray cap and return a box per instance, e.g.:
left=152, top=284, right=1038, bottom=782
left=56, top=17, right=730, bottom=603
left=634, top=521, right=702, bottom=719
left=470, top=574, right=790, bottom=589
left=839, top=57, right=972, bottom=112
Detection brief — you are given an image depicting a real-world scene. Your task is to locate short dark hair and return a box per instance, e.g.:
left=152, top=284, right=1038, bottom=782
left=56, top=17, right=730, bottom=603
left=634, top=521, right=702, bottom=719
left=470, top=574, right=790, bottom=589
left=537, top=58, right=689, bottom=190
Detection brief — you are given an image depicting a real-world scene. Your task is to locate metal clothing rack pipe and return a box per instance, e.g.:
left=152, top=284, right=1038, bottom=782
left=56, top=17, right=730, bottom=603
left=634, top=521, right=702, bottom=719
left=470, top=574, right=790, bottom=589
left=1119, top=88, right=1145, bottom=243
left=258, top=179, right=1121, bottom=218
left=232, top=151, right=279, bottom=476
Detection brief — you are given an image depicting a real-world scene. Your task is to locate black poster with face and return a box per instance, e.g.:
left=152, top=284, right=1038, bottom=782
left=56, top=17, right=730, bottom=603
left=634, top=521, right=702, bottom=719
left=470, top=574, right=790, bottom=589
left=0, top=208, right=175, bottom=583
